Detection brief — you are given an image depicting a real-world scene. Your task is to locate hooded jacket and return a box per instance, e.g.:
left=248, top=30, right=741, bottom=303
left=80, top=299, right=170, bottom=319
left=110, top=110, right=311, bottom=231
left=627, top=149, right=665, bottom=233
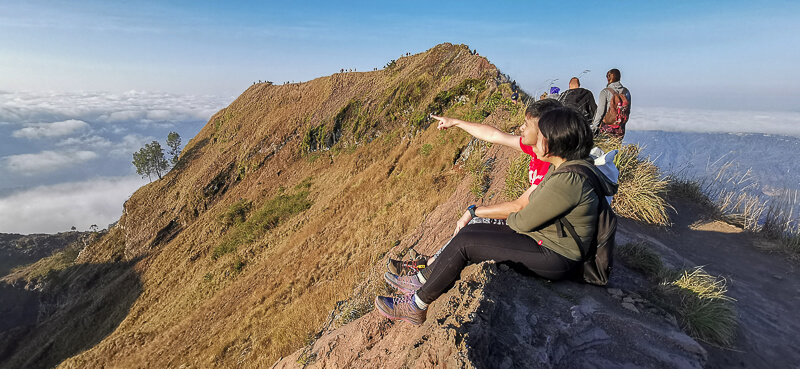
left=507, top=158, right=618, bottom=261
left=558, top=88, right=597, bottom=126
left=591, top=81, right=631, bottom=131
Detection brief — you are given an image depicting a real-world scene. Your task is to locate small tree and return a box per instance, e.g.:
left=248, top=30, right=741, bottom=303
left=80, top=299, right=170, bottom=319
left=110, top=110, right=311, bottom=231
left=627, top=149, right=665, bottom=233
left=132, top=141, right=169, bottom=181
left=167, top=132, right=181, bottom=166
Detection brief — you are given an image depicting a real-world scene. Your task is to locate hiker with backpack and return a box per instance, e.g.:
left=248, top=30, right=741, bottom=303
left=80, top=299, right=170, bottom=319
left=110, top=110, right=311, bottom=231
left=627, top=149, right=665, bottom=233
left=557, top=77, right=597, bottom=128
left=375, top=107, right=619, bottom=325
left=592, top=69, right=631, bottom=139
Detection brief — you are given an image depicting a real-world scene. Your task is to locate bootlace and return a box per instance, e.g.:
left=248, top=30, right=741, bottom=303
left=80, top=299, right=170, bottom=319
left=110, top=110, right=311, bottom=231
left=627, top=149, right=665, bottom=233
left=395, top=293, right=417, bottom=312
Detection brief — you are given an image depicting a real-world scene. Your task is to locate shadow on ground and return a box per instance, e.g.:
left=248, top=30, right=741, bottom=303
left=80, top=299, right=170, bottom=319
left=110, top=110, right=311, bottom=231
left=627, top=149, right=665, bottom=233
left=0, top=257, right=143, bottom=369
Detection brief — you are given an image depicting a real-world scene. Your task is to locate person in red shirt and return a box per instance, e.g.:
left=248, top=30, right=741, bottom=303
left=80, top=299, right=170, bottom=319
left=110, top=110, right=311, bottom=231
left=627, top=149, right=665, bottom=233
left=432, top=98, right=563, bottom=233
left=385, top=99, right=564, bottom=277
left=433, top=98, right=561, bottom=186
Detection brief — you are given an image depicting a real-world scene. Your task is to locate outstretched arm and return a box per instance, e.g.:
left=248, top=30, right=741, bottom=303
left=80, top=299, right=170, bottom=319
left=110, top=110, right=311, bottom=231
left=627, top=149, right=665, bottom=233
left=432, top=114, right=521, bottom=151
left=452, top=184, right=537, bottom=236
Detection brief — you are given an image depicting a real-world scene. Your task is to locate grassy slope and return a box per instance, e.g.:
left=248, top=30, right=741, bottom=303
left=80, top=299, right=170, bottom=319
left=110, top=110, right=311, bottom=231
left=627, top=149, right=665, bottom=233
left=9, top=43, right=515, bottom=368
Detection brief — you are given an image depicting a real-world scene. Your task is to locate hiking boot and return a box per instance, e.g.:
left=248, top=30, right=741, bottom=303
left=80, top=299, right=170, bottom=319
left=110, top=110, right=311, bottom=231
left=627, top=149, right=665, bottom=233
left=386, top=255, right=428, bottom=276
left=374, top=293, right=427, bottom=325
left=383, top=272, right=424, bottom=294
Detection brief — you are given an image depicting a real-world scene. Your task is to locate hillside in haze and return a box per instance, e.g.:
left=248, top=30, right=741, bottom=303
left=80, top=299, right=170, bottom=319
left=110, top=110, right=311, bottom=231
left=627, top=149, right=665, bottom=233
left=2, top=43, right=798, bottom=368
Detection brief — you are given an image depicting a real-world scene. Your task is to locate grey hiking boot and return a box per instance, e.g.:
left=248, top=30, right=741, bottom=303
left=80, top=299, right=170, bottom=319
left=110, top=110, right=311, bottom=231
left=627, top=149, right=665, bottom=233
left=374, top=293, right=427, bottom=325
left=383, top=272, right=424, bottom=294
left=386, top=255, right=428, bottom=276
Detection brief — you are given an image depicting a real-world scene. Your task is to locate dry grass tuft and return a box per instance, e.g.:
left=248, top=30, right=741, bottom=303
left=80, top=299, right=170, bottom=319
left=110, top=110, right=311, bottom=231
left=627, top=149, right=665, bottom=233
left=462, top=140, right=492, bottom=199
left=617, top=241, right=738, bottom=348
left=503, top=152, right=530, bottom=200
left=595, top=135, right=672, bottom=225
left=666, top=267, right=738, bottom=347
left=760, top=189, right=800, bottom=260
left=615, top=242, right=665, bottom=279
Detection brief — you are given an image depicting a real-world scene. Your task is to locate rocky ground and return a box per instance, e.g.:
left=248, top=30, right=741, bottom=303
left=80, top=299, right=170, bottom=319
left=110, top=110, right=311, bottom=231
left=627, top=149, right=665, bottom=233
left=273, top=197, right=800, bottom=368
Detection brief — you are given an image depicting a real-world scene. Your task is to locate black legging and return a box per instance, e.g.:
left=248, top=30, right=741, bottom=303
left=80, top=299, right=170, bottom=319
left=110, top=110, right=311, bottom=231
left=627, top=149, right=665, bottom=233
left=416, top=223, right=578, bottom=304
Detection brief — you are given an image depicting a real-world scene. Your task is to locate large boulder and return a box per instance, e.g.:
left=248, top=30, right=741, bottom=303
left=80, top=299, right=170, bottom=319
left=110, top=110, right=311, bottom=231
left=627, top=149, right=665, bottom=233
left=273, top=261, right=706, bottom=368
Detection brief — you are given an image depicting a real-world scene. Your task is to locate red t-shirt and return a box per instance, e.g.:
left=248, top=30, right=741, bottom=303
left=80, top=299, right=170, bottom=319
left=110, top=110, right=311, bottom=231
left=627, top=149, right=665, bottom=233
left=519, top=137, right=550, bottom=186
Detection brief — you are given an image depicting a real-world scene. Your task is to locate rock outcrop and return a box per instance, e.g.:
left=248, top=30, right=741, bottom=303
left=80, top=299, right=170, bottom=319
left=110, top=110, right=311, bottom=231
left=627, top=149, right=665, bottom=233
left=274, top=262, right=706, bottom=369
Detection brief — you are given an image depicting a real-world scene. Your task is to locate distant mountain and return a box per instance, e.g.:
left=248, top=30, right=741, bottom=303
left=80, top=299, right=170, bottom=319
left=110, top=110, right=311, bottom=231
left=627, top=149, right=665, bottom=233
left=0, top=232, right=88, bottom=277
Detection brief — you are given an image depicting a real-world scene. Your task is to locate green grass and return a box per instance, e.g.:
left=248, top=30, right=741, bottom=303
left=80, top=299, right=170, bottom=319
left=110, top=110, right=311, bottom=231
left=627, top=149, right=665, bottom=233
left=615, top=242, right=666, bottom=279
left=213, top=185, right=313, bottom=260
left=419, top=143, right=433, bottom=157
left=463, top=141, right=491, bottom=198
left=218, top=199, right=253, bottom=227
left=503, top=152, right=530, bottom=200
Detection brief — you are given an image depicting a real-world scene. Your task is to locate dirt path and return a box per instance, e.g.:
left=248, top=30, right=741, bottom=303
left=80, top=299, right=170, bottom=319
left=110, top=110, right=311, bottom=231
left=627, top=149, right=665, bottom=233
left=619, top=198, right=800, bottom=368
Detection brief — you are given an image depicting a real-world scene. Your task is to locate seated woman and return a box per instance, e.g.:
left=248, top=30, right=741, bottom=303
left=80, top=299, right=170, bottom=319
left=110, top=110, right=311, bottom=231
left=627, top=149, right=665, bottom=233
left=375, top=107, right=618, bottom=325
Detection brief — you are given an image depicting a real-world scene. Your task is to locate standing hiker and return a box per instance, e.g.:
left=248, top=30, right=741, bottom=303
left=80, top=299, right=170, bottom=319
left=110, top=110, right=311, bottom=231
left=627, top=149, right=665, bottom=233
left=558, top=77, right=597, bottom=128
left=592, top=69, right=631, bottom=139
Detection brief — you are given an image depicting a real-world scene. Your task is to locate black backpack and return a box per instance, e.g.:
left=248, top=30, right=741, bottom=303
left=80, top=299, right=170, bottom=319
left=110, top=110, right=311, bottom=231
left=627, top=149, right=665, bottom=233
left=553, top=164, right=617, bottom=286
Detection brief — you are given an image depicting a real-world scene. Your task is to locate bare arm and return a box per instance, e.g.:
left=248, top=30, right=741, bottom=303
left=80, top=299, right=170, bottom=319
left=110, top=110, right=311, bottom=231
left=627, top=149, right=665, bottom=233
left=452, top=184, right=537, bottom=236
left=432, top=114, right=521, bottom=151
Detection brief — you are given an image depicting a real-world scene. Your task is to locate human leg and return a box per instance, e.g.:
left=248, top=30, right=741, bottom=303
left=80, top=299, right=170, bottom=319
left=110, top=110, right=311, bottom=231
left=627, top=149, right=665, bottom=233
left=415, top=224, right=577, bottom=305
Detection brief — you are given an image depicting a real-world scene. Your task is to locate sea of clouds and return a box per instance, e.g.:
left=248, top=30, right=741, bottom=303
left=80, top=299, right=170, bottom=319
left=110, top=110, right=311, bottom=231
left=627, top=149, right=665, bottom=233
left=2, top=92, right=800, bottom=234
left=0, top=90, right=233, bottom=234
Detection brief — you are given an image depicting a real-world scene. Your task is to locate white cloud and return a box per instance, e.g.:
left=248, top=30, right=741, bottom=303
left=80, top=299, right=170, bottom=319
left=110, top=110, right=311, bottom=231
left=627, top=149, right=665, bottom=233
left=631, top=107, right=800, bottom=138
left=0, top=175, right=148, bottom=234
left=56, top=135, right=113, bottom=148
left=109, top=134, right=155, bottom=158
left=0, top=90, right=230, bottom=126
left=4, top=150, right=98, bottom=175
left=12, top=119, right=89, bottom=139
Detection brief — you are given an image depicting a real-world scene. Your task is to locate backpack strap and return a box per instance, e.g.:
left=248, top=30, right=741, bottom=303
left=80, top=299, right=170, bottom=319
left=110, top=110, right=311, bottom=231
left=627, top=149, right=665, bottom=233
left=553, top=164, right=607, bottom=260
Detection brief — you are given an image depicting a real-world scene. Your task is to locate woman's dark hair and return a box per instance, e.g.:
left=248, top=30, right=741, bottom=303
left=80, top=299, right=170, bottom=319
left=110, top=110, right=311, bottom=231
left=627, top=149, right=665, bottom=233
left=525, top=98, right=562, bottom=118
left=537, top=107, right=593, bottom=160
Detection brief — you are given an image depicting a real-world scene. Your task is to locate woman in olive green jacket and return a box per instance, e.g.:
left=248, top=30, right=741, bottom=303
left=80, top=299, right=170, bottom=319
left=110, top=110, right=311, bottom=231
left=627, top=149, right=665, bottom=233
left=376, top=107, right=617, bottom=325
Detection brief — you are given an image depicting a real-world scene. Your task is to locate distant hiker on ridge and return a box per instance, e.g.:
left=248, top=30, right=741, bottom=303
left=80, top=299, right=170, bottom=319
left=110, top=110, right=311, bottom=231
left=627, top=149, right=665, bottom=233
left=592, top=69, right=631, bottom=139
left=375, top=107, right=618, bottom=325
left=557, top=77, right=597, bottom=128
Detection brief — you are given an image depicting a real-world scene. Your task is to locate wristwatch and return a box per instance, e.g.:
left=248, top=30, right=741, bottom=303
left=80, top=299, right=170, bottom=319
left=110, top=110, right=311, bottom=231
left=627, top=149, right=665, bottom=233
left=467, top=205, right=477, bottom=218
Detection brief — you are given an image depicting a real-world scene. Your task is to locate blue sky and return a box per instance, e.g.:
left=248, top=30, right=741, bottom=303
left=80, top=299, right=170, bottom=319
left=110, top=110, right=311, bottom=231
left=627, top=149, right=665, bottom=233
left=2, top=1, right=799, bottom=109
left=1, top=0, right=799, bottom=233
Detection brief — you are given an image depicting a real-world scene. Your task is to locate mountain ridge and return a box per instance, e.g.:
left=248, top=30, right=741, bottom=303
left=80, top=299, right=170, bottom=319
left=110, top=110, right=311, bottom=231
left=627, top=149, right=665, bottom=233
left=1, top=43, right=517, bottom=367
